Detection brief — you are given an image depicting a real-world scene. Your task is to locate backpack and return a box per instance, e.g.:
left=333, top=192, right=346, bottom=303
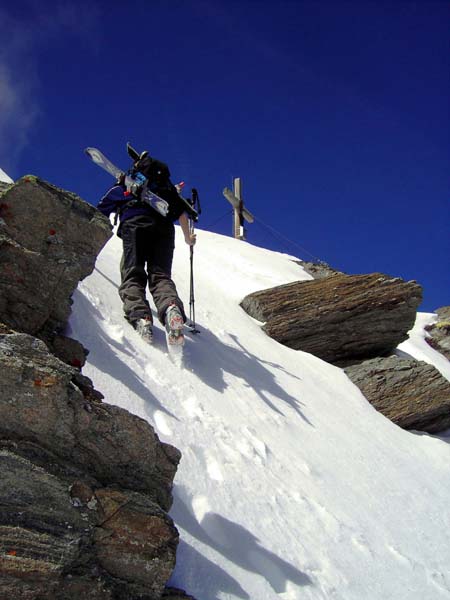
left=127, top=144, right=186, bottom=221
left=131, top=151, right=174, bottom=196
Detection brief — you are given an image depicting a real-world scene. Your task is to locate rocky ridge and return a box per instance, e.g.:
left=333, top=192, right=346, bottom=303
left=0, top=177, right=193, bottom=599
left=0, top=175, right=111, bottom=364
left=242, top=262, right=450, bottom=433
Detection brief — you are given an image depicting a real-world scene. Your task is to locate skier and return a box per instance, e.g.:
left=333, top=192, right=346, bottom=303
left=97, top=151, right=196, bottom=344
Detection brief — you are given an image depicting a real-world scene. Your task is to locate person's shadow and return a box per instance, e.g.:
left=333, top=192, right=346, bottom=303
left=171, top=487, right=313, bottom=596
left=69, top=289, right=177, bottom=419
left=184, top=326, right=313, bottom=425
left=169, top=540, right=251, bottom=600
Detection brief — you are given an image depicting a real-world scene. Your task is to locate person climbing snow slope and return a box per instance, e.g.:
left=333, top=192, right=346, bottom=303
left=97, top=149, right=196, bottom=345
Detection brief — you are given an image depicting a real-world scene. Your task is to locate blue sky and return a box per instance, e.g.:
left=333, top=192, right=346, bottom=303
left=1, top=0, right=448, bottom=311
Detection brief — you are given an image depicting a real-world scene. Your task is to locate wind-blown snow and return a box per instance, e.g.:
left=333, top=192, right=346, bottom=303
left=0, top=168, right=13, bottom=183
left=70, top=227, right=450, bottom=600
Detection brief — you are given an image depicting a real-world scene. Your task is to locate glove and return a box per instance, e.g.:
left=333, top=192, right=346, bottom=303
left=124, top=174, right=143, bottom=198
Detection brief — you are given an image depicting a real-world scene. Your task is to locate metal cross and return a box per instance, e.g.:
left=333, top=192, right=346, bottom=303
left=223, top=177, right=254, bottom=240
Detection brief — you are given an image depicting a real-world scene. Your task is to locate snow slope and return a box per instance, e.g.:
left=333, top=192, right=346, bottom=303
left=397, top=313, right=450, bottom=382
left=0, top=168, right=13, bottom=183
left=70, top=227, right=450, bottom=600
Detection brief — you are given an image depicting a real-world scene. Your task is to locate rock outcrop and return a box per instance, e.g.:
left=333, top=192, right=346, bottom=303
left=0, top=332, right=179, bottom=510
left=0, top=328, right=182, bottom=599
left=0, top=176, right=190, bottom=599
left=345, top=356, right=450, bottom=433
left=241, top=272, right=422, bottom=366
left=425, top=306, right=450, bottom=361
left=0, top=176, right=112, bottom=365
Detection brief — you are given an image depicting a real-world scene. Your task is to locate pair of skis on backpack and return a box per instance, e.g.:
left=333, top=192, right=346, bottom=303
left=85, top=144, right=199, bottom=221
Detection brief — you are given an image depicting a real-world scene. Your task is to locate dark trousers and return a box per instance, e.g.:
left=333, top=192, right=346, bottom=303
left=118, top=215, right=185, bottom=324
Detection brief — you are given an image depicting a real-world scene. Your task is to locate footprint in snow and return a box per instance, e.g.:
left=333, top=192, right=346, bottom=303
left=183, top=395, right=206, bottom=420
left=429, top=570, right=450, bottom=594
left=240, top=426, right=269, bottom=462
left=205, top=454, right=224, bottom=482
left=153, top=410, right=172, bottom=436
left=191, top=494, right=211, bottom=523
left=350, top=534, right=373, bottom=556
left=103, top=321, right=125, bottom=343
left=387, top=545, right=450, bottom=594
left=145, top=363, right=168, bottom=387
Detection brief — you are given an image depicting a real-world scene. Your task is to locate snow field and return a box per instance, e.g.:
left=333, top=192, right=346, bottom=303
left=70, top=226, right=450, bottom=600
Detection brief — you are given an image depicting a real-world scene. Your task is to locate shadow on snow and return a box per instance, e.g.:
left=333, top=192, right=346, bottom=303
left=171, top=486, right=313, bottom=597
left=70, top=289, right=177, bottom=419
left=184, top=325, right=313, bottom=425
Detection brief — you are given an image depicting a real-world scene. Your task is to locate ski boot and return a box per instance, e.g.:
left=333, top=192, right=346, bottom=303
left=133, top=316, right=153, bottom=344
left=165, top=304, right=185, bottom=346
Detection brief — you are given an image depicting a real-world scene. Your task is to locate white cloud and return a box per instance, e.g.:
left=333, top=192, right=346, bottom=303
left=0, top=62, right=40, bottom=171
left=0, top=3, right=100, bottom=173
left=0, top=8, right=40, bottom=172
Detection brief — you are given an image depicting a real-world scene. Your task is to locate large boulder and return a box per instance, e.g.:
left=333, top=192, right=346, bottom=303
left=0, top=452, right=179, bottom=600
left=0, top=450, right=97, bottom=600
left=0, top=330, right=180, bottom=510
left=241, top=273, right=422, bottom=366
left=0, top=176, right=112, bottom=338
left=0, top=327, right=181, bottom=598
left=345, top=355, right=450, bottom=433
left=93, top=489, right=178, bottom=596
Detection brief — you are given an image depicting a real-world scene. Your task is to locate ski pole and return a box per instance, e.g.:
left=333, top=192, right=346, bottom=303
left=188, top=189, right=201, bottom=334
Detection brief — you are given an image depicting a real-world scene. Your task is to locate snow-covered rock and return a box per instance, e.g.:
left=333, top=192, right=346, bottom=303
left=0, top=168, right=13, bottom=194
left=0, top=167, right=13, bottom=184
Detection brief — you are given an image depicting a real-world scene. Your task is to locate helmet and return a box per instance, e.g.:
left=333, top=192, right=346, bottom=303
left=127, top=142, right=171, bottom=187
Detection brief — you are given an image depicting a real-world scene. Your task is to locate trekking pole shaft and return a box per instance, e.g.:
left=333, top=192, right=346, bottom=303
left=187, top=190, right=200, bottom=333
left=188, top=217, right=197, bottom=328
left=189, top=246, right=195, bottom=323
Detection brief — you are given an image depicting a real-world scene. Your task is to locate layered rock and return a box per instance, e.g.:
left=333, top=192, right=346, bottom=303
left=0, top=332, right=179, bottom=509
left=425, top=306, right=450, bottom=360
left=241, top=273, right=422, bottom=366
left=0, top=176, right=191, bottom=598
left=345, top=356, right=450, bottom=433
left=0, top=176, right=112, bottom=365
left=0, top=328, right=181, bottom=598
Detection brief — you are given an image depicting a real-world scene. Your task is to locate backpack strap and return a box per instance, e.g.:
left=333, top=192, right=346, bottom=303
left=113, top=197, right=147, bottom=226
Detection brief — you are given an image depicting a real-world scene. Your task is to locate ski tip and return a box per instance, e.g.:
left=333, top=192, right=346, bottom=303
left=126, top=142, right=140, bottom=162
left=84, top=147, right=98, bottom=158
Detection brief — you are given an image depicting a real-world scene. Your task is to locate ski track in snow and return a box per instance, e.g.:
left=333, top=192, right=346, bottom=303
left=70, top=228, right=450, bottom=600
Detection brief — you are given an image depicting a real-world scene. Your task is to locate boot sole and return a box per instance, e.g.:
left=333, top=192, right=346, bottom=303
left=167, top=314, right=185, bottom=345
